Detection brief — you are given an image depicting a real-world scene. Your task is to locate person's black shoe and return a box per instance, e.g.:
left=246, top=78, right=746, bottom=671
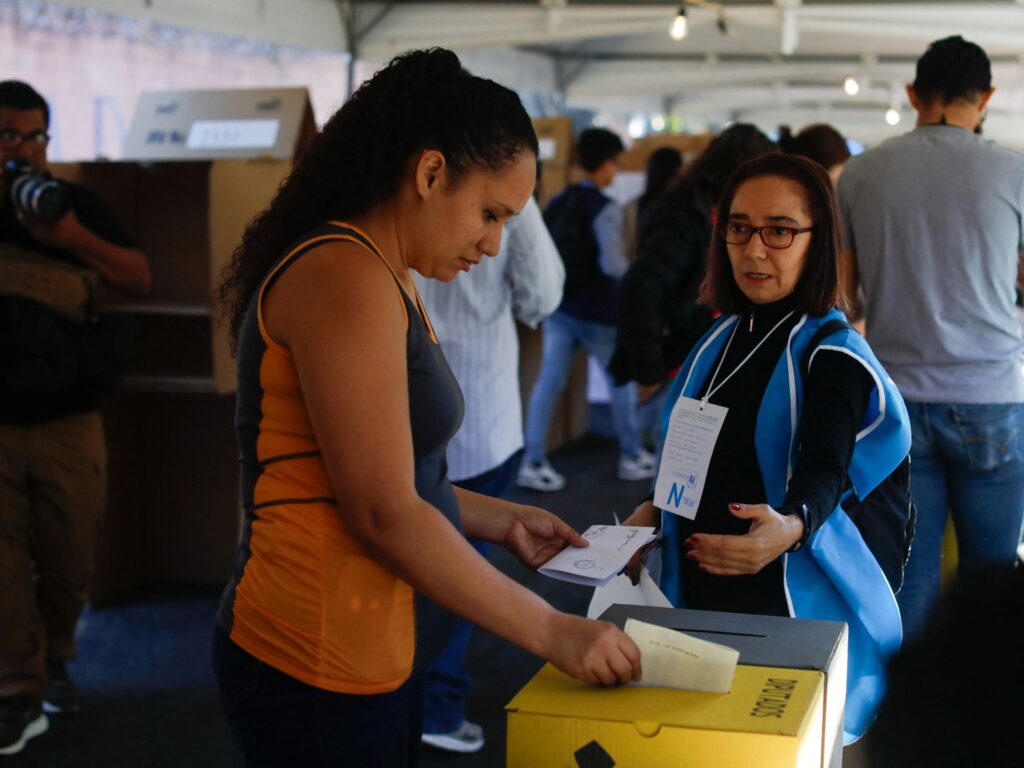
left=44, top=659, right=79, bottom=715
left=0, top=696, right=48, bottom=755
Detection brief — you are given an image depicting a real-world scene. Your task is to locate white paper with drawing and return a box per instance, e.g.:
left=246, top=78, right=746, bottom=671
left=653, top=397, right=727, bottom=519
left=624, top=618, right=739, bottom=693
left=538, top=525, right=656, bottom=588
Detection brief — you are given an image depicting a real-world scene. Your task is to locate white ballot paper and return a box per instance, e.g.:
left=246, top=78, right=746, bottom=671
left=624, top=618, right=739, bottom=693
left=585, top=567, right=672, bottom=619
left=538, top=525, right=656, bottom=588
left=654, top=397, right=728, bottom=519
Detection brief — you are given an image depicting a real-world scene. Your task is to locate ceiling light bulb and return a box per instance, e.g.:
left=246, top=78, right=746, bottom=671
left=628, top=115, right=646, bottom=139
left=844, top=76, right=860, bottom=96
left=885, top=108, right=900, bottom=126
left=670, top=6, right=689, bottom=41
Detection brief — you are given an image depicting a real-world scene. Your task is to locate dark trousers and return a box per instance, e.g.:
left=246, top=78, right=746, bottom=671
left=0, top=412, right=106, bottom=701
left=422, top=450, right=521, bottom=734
left=212, top=626, right=425, bottom=767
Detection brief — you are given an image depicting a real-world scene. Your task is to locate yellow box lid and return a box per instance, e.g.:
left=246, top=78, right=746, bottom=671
left=507, top=663, right=822, bottom=738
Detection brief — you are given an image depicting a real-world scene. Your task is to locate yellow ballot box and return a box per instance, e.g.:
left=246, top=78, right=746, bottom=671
left=507, top=606, right=848, bottom=768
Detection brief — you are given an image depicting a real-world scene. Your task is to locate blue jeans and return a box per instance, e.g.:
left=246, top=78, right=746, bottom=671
left=524, top=311, right=642, bottom=462
left=212, top=626, right=424, bottom=767
left=422, top=451, right=521, bottom=734
left=898, top=402, right=1024, bottom=641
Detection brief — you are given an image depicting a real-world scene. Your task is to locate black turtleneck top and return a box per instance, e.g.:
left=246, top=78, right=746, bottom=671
left=676, top=295, right=874, bottom=616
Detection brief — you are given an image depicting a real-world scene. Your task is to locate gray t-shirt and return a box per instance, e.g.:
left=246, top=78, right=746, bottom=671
left=838, top=125, right=1024, bottom=404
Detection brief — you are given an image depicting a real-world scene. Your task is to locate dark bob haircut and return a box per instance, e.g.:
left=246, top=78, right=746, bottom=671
left=778, top=123, right=850, bottom=172
left=699, top=152, right=848, bottom=316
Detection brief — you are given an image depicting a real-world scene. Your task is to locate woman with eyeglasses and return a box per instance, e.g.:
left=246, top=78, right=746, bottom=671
left=625, top=152, right=911, bottom=743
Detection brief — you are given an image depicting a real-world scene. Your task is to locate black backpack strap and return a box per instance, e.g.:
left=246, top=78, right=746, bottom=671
left=800, top=319, right=853, bottom=379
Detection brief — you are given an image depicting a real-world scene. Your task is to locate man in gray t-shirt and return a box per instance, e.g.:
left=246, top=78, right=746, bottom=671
left=838, top=36, right=1024, bottom=642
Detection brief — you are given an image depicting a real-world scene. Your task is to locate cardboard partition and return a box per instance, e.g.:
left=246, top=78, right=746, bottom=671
left=52, top=158, right=294, bottom=395
left=533, top=117, right=573, bottom=207
left=122, top=87, right=315, bottom=162
left=617, top=133, right=715, bottom=173
left=49, top=87, right=313, bottom=601
left=507, top=607, right=848, bottom=768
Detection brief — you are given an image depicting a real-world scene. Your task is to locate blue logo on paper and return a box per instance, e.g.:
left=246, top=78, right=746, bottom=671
left=667, top=482, right=686, bottom=508
left=686, top=473, right=698, bottom=489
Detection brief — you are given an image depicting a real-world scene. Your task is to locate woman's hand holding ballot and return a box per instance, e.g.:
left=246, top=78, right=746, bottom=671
left=622, top=499, right=660, bottom=585
left=540, top=612, right=643, bottom=687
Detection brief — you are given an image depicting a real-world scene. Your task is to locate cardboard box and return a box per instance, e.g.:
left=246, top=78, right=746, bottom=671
left=53, top=86, right=315, bottom=395
left=507, top=606, right=847, bottom=768
left=48, top=88, right=314, bottom=602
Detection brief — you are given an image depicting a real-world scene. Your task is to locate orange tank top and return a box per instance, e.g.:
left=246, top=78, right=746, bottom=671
left=215, top=222, right=463, bottom=694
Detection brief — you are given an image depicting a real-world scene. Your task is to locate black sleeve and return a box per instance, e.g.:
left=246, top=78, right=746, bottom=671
left=67, top=183, right=136, bottom=248
left=608, top=202, right=706, bottom=386
left=780, top=348, right=875, bottom=538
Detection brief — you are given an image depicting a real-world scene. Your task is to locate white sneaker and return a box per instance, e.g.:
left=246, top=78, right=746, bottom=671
left=618, top=449, right=657, bottom=481
left=421, top=720, right=485, bottom=753
left=516, top=458, right=566, bottom=492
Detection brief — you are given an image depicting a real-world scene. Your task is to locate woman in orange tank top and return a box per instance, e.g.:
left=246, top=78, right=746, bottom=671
left=211, top=48, right=641, bottom=767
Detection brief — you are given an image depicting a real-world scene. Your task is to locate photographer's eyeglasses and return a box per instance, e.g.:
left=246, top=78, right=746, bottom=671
left=722, top=222, right=814, bottom=249
left=0, top=128, right=50, bottom=148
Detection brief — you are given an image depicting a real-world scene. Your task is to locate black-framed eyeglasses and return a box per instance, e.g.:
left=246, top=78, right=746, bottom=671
left=722, top=221, right=814, bottom=249
left=0, top=128, right=50, bottom=148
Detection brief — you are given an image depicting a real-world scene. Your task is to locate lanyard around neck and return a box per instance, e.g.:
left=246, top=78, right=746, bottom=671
left=702, top=311, right=795, bottom=404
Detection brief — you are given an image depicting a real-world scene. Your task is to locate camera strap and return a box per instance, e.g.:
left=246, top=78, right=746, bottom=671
left=0, top=245, right=98, bottom=324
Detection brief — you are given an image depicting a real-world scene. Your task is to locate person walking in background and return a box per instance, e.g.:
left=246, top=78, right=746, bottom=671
left=518, top=127, right=654, bottom=492
left=778, top=123, right=851, bottom=184
left=414, top=194, right=564, bottom=754
left=620, top=146, right=683, bottom=264
left=608, top=125, right=775, bottom=455
left=211, top=49, right=640, bottom=767
left=837, top=35, right=1024, bottom=642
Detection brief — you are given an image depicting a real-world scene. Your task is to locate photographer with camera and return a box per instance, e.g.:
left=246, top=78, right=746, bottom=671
left=0, top=80, right=150, bottom=756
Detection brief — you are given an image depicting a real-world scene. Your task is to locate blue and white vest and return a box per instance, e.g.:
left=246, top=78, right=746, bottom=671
left=658, top=308, right=911, bottom=743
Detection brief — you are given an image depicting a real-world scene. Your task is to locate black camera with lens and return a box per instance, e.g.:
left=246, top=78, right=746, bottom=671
left=2, top=159, right=70, bottom=222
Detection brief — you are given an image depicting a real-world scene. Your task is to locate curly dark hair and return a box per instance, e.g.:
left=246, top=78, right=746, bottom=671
left=700, top=152, right=848, bottom=316
left=216, top=47, right=538, bottom=351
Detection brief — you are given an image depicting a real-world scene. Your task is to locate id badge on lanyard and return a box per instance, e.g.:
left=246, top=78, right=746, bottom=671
left=653, top=310, right=794, bottom=520
left=653, top=397, right=727, bottom=519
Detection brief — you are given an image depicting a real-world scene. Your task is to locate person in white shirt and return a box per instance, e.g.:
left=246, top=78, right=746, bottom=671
left=414, top=193, right=564, bottom=753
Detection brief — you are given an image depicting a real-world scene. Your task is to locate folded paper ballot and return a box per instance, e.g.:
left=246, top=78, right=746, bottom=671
left=624, top=618, right=739, bottom=693
left=538, top=525, right=657, bottom=588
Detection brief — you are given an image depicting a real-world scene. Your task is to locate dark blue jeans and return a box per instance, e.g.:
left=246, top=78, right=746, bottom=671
left=898, top=402, right=1024, bottom=641
left=212, top=626, right=424, bottom=767
left=422, top=451, right=521, bottom=734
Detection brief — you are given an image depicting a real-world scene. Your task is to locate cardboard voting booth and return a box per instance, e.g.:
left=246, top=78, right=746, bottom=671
left=507, top=606, right=848, bottom=768
left=50, top=87, right=314, bottom=602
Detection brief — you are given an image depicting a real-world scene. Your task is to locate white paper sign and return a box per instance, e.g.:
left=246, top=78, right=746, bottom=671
left=186, top=119, right=280, bottom=150
left=624, top=618, right=739, bottom=693
left=538, top=525, right=656, bottom=588
left=585, top=567, right=672, bottom=619
left=653, top=397, right=728, bottom=519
